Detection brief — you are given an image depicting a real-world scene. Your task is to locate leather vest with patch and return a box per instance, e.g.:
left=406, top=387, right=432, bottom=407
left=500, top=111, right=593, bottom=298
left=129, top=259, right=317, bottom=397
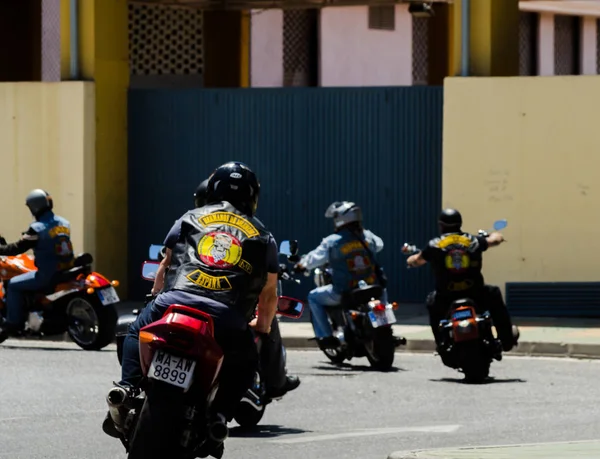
left=164, top=202, right=271, bottom=320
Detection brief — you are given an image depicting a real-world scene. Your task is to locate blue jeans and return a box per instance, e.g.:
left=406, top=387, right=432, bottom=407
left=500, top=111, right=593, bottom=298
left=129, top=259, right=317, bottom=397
left=5, top=271, right=52, bottom=327
left=308, top=285, right=390, bottom=339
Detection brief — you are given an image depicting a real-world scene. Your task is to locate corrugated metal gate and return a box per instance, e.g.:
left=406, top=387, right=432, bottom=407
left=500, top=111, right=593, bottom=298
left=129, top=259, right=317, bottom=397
left=128, top=87, right=443, bottom=302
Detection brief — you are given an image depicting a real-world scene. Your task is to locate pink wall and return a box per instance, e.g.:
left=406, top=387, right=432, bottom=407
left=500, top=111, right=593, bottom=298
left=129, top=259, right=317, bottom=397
left=319, top=5, right=413, bottom=86
left=250, top=10, right=284, bottom=87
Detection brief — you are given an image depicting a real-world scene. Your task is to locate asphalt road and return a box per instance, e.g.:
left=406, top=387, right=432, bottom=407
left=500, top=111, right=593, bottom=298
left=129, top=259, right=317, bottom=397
left=1, top=343, right=599, bottom=459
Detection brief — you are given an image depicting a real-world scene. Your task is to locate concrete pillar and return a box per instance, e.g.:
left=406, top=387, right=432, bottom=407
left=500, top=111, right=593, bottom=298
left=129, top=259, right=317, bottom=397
left=61, top=0, right=129, bottom=293
left=580, top=16, right=598, bottom=75
left=447, top=0, right=519, bottom=76
left=537, top=13, right=555, bottom=76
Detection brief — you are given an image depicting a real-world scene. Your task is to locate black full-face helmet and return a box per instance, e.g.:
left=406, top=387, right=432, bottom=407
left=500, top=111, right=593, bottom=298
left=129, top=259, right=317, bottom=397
left=194, top=179, right=209, bottom=208
left=26, top=189, right=53, bottom=218
left=206, top=162, right=260, bottom=217
left=438, top=208, right=462, bottom=233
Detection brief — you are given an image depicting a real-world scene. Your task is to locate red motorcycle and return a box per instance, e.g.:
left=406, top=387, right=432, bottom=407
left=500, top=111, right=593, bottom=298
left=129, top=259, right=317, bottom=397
left=108, top=265, right=305, bottom=459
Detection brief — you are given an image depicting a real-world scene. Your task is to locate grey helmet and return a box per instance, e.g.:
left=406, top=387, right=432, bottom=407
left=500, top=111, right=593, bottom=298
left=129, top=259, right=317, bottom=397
left=325, top=201, right=363, bottom=230
left=26, top=189, right=53, bottom=217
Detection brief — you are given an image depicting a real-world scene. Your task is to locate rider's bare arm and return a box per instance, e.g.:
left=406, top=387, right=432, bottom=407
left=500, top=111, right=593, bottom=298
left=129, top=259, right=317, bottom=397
left=486, top=232, right=504, bottom=248
left=407, top=252, right=427, bottom=267
left=0, top=228, right=37, bottom=256
left=256, top=273, right=278, bottom=334
left=151, top=248, right=171, bottom=295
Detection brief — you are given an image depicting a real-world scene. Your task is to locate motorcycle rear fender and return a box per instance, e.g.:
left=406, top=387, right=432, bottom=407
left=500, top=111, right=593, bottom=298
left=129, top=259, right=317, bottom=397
left=139, top=304, right=224, bottom=393
left=451, top=306, right=480, bottom=343
left=85, top=272, right=111, bottom=288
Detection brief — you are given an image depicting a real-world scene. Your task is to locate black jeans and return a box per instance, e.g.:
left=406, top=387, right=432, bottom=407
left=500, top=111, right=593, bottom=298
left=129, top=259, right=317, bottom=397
left=260, top=317, right=287, bottom=393
left=426, top=285, right=514, bottom=346
left=120, top=300, right=258, bottom=421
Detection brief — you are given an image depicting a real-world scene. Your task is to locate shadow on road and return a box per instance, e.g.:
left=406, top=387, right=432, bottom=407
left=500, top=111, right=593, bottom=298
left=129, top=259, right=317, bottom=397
left=230, top=424, right=310, bottom=438
left=314, top=361, right=407, bottom=373
left=429, top=376, right=527, bottom=385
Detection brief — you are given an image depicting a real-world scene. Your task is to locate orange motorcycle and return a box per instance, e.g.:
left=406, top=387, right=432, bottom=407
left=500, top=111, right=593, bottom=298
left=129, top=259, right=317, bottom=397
left=0, top=252, right=119, bottom=350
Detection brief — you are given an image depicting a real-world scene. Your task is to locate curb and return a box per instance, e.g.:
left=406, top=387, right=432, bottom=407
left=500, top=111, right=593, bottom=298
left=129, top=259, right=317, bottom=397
left=278, top=337, right=600, bottom=360
left=11, top=334, right=600, bottom=360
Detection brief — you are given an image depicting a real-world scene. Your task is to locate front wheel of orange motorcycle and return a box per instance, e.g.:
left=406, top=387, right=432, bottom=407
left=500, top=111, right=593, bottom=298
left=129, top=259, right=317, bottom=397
left=66, top=294, right=117, bottom=350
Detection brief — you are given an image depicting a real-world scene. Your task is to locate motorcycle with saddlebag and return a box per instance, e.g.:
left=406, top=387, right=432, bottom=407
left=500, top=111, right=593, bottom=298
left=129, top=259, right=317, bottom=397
left=298, top=254, right=407, bottom=371
left=401, top=219, right=509, bottom=383
left=0, top=250, right=119, bottom=350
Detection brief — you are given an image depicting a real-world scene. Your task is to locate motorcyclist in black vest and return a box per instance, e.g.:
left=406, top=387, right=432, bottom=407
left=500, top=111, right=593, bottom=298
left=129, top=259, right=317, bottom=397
left=406, top=209, right=520, bottom=358
left=193, top=178, right=300, bottom=398
left=103, top=162, right=279, bottom=459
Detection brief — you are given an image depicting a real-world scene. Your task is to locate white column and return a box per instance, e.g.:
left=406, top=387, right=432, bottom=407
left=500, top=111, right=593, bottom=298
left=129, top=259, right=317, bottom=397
left=250, top=10, right=284, bottom=87
left=580, top=16, right=598, bottom=75
left=537, top=13, right=555, bottom=76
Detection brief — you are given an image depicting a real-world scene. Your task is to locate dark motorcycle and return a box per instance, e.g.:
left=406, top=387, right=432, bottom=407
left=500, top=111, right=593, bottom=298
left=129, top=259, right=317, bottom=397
left=298, top=252, right=406, bottom=371
left=116, top=241, right=305, bottom=430
left=401, top=219, right=508, bottom=383
left=233, top=239, right=305, bottom=428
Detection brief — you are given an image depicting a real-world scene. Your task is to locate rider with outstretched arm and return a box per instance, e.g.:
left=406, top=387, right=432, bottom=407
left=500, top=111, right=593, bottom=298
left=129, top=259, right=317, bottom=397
left=405, top=208, right=519, bottom=356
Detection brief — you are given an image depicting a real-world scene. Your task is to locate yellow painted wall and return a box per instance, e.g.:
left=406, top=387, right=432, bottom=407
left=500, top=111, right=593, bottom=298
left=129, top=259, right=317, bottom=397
left=0, top=82, right=96, bottom=257
left=443, top=76, right=600, bottom=295
left=59, top=0, right=129, bottom=294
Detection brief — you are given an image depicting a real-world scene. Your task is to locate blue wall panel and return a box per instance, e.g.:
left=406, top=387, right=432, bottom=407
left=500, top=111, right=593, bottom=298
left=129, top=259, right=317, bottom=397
left=128, top=87, right=443, bottom=303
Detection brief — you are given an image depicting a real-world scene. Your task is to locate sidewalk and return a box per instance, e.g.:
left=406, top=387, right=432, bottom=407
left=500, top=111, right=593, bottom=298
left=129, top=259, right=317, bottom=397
left=19, top=302, right=600, bottom=358
left=387, top=440, right=600, bottom=458
left=278, top=303, right=600, bottom=359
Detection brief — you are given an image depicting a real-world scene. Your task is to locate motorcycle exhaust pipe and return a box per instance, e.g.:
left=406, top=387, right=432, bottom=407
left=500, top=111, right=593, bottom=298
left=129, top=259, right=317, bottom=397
left=208, top=419, right=229, bottom=443
left=106, top=386, right=129, bottom=429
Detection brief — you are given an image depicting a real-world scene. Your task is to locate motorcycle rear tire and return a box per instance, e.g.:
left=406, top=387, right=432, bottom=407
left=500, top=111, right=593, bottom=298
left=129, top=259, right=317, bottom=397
left=365, top=326, right=395, bottom=371
left=460, top=344, right=491, bottom=383
left=127, top=381, right=188, bottom=459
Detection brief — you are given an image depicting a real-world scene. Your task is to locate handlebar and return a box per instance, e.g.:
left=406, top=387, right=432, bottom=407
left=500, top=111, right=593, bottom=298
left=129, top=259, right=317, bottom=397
left=278, top=264, right=301, bottom=284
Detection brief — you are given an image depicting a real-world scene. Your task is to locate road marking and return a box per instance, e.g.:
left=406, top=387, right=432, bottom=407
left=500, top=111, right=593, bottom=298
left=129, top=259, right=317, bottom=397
left=269, top=424, right=461, bottom=444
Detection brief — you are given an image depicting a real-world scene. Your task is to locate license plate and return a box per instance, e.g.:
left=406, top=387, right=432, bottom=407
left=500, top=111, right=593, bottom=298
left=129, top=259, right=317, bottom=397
left=97, top=286, right=120, bottom=306
left=368, top=308, right=397, bottom=328
left=148, top=350, right=197, bottom=390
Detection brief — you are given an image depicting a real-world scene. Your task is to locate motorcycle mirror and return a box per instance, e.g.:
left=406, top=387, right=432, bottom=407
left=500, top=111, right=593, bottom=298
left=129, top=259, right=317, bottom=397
left=493, top=219, right=508, bottom=231
left=148, top=244, right=165, bottom=261
left=141, top=261, right=160, bottom=281
left=279, top=240, right=292, bottom=256
left=276, top=296, right=305, bottom=319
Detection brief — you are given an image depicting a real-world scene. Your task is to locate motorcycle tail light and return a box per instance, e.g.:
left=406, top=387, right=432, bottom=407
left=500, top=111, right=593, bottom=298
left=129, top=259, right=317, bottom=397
left=372, top=303, right=386, bottom=312
left=139, top=330, right=166, bottom=345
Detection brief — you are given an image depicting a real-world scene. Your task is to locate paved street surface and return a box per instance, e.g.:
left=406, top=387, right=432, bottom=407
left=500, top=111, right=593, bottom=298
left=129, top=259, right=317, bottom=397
left=1, top=342, right=599, bottom=459
left=390, top=440, right=600, bottom=458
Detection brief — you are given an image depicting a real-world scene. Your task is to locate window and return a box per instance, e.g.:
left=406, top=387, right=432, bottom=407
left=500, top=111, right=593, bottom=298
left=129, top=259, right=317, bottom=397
left=368, top=6, right=395, bottom=31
